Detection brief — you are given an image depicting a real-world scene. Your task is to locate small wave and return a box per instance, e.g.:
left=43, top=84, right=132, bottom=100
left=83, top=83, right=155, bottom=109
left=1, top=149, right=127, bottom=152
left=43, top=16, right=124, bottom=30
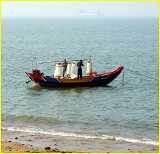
left=3, top=127, right=158, bottom=146
left=3, top=114, right=62, bottom=125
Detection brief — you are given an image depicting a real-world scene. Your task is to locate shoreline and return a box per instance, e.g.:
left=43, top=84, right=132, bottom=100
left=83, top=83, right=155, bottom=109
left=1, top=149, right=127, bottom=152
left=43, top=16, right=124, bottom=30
left=2, top=129, right=158, bottom=152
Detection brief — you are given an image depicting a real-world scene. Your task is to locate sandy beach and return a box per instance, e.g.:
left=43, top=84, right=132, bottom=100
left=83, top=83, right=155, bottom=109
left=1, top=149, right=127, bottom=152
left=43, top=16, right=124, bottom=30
left=2, top=129, right=158, bottom=153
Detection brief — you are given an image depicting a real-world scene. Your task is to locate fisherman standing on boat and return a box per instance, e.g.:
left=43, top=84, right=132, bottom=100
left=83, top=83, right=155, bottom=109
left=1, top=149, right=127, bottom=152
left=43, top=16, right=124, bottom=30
left=63, top=58, right=67, bottom=77
left=77, top=60, right=84, bottom=79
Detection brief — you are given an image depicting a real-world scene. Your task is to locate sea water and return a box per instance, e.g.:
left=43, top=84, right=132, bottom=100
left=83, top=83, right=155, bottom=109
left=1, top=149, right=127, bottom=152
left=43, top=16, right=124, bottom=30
left=2, top=16, right=158, bottom=145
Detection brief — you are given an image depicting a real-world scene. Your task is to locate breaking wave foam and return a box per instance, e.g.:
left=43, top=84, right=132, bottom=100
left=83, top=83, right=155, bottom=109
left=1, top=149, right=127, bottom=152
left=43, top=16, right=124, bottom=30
left=4, top=127, right=158, bottom=146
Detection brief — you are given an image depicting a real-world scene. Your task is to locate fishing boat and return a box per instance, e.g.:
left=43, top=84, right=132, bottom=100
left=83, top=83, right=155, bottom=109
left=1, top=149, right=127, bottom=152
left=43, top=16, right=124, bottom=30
left=25, top=58, right=124, bottom=87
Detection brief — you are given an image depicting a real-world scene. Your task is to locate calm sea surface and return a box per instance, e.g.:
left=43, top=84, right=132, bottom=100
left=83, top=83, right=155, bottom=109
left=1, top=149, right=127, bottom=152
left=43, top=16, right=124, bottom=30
left=2, top=17, right=158, bottom=143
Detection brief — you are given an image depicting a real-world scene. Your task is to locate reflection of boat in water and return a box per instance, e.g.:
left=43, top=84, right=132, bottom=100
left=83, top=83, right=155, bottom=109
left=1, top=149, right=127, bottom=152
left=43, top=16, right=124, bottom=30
left=25, top=58, right=124, bottom=88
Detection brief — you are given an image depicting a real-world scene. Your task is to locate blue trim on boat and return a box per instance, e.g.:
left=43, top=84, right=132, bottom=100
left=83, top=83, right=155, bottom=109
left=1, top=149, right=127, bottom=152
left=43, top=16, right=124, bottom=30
left=38, top=76, right=60, bottom=87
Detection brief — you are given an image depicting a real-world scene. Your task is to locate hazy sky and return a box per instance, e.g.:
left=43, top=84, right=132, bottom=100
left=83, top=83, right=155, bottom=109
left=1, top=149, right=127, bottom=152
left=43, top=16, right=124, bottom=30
left=2, top=2, right=158, bottom=17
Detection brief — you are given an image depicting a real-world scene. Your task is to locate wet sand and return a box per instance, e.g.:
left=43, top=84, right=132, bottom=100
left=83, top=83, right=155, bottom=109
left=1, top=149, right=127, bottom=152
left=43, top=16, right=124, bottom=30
left=2, top=129, right=158, bottom=153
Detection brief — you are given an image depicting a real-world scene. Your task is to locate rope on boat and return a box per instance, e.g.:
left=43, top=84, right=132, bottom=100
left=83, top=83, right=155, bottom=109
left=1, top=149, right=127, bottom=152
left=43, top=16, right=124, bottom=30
left=126, top=68, right=156, bottom=81
left=39, top=59, right=89, bottom=64
left=25, top=80, right=32, bottom=84
left=120, top=67, right=157, bottom=87
left=122, top=69, right=125, bottom=86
